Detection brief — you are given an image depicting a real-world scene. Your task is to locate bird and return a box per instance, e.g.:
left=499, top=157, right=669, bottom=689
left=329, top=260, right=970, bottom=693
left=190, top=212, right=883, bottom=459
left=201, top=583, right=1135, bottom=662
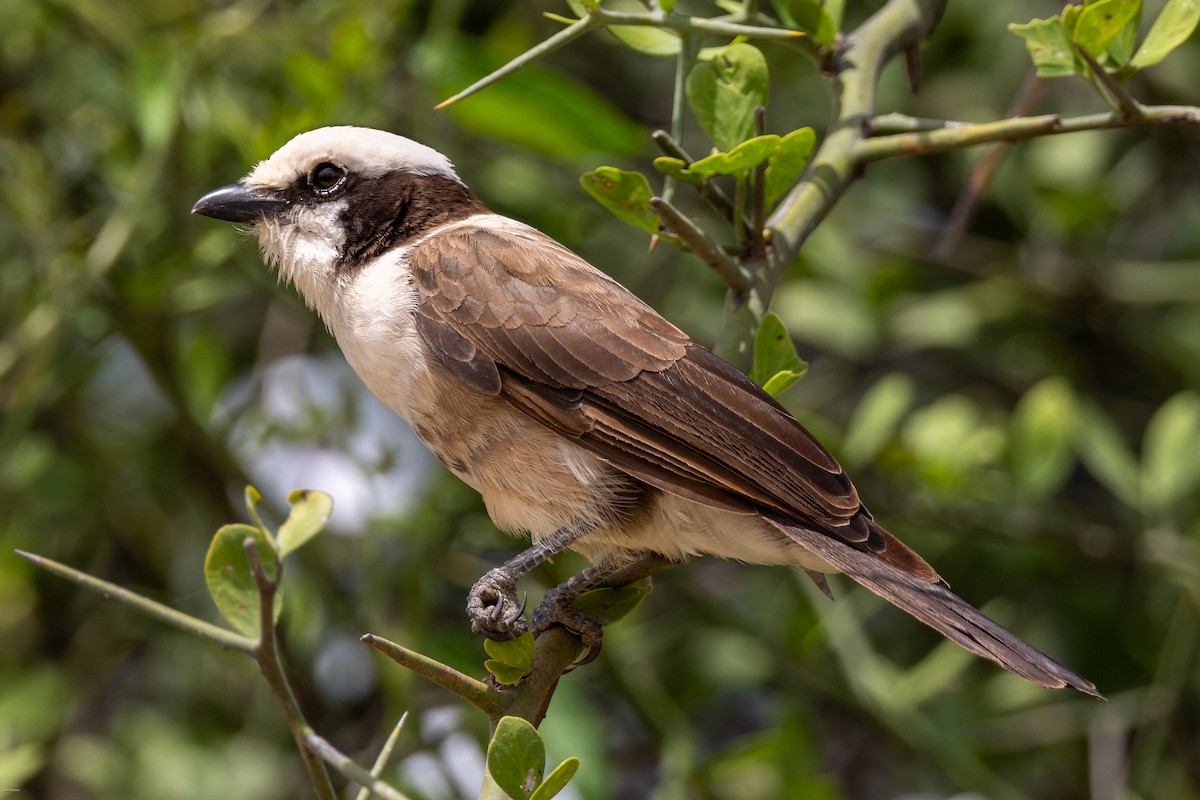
left=193, top=126, right=1099, bottom=696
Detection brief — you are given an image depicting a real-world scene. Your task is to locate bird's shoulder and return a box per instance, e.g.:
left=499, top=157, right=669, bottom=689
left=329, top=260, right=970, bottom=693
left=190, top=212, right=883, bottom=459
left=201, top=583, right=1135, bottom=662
left=407, top=215, right=689, bottom=391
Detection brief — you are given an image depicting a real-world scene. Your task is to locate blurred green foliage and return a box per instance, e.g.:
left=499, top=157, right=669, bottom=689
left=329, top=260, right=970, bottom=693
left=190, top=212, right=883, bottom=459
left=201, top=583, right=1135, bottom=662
left=3, top=1, right=1200, bottom=799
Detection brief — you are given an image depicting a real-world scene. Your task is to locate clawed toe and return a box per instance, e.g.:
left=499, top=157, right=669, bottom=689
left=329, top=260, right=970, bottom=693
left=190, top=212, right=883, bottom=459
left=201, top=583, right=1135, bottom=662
left=532, top=588, right=604, bottom=665
left=467, top=570, right=528, bottom=641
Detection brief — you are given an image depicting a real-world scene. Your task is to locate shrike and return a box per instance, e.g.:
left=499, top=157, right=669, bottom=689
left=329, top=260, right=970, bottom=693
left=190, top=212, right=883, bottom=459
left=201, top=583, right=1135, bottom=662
left=194, top=126, right=1097, bottom=696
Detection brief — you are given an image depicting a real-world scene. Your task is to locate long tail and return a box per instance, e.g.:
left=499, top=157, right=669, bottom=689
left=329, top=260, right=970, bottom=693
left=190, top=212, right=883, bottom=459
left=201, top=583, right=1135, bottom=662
left=767, top=516, right=1101, bottom=697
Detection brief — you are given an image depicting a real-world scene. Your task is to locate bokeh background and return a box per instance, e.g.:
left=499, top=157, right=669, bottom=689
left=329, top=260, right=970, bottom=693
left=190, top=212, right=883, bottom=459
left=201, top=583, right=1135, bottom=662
left=3, top=1, right=1200, bottom=798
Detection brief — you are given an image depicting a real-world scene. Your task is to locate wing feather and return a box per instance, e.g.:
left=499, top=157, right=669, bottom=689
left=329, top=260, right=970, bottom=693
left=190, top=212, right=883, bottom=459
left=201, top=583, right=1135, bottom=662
left=409, top=219, right=923, bottom=568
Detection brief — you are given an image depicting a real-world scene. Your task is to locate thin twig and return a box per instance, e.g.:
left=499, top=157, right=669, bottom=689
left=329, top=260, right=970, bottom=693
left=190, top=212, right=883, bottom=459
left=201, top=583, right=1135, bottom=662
left=1073, top=43, right=1144, bottom=121
left=306, top=731, right=414, bottom=800
left=856, top=105, right=1200, bottom=163
left=362, top=634, right=502, bottom=715
left=595, top=7, right=805, bottom=40
left=661, top=35, right=693, bottom=208
left=650, top=197, right=750, bottom=293
left=933, top=72, right=1043, bottom=264
left=354, top=713, right=410, bottom=800
left=870, top=113, right=967, bottom=134
left=751, top=106, right=768, bottom=250
left=437, top=8, right=805, bottom=109
left=652, top=131, right=740, bottom=225
left=245, top=539, right=337, bottom=800
left=436, top=15, right=601, bottom=109
left=15, top=550, right=257, bottom=655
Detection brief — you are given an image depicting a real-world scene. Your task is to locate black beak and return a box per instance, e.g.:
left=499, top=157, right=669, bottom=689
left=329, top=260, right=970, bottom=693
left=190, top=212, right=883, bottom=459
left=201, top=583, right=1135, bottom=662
left=192, top=182, right=289, bottom=223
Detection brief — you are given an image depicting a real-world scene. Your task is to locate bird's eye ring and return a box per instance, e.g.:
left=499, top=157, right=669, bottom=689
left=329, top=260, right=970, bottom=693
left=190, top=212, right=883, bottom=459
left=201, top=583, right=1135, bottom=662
left=309, top=162, right=346, bottom=194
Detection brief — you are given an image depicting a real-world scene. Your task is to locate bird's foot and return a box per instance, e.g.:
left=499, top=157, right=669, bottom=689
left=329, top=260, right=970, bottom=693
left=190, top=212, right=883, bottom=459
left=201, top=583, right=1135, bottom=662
left=467, top=567, right=528, bottom=641
left=531, top=584, right=604, bottom=665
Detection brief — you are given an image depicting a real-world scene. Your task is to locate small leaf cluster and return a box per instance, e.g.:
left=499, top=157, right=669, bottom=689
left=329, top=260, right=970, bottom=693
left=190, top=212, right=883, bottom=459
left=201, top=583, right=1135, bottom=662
left=1009, top=0, right=1200, bottom=79
left=485, top=717, right=579, bottom=800
left=204, top=487, right=333, bottom=637
left=581, top=40, right=817, bottom=256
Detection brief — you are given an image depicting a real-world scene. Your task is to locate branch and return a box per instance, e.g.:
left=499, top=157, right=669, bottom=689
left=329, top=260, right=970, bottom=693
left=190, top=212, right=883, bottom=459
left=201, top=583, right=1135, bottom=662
left=650, top=196, right=749, bottom=293
left=245, top=540, right=337, bottom=800
left=362, top=633, right=502, bottom=716
left=765, top=0, right=949, bottom=268
left=15, top=550, right=257, bottom=655
left=695, top=0, right=948, bottom=364
left=305, top=731, right=414, bottom=800
left=437, top=8, right=806, bottom=109
left=856, top=105, right=1200, bottom=163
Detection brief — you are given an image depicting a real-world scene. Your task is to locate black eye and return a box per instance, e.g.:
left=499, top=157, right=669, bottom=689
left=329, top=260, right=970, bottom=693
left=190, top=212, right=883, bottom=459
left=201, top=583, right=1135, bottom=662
left=309, top=162, right=346, bottom=193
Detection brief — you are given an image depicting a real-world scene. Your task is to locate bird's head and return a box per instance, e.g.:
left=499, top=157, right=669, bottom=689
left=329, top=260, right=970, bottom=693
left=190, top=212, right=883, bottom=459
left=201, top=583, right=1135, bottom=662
left=193, top=126, right=484, bottom=314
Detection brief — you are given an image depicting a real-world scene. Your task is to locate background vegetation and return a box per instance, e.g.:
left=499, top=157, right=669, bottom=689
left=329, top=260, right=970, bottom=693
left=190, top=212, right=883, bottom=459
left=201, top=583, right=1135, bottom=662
left=3, top=0, right=1200, bottom=798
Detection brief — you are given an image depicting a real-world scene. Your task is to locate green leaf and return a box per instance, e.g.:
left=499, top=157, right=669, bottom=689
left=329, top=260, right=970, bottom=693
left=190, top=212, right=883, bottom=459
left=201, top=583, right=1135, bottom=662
left=749, top=312, right=808, bottom=396
left=686, top=42, right=769, bottom=151
left=1008, top=377, right=1077, bottom=498
left=529, top=758, right=580, bottom=800
left=580, top=167, right=659, bottom=235
left=204, top=524, right=282, bottom=637
left=1073, top=404, right=1140, bottom=509
left=1074, top=0, right=1142, bottom=59
left=688, top=135, right=780, bottom=177
left=1008, top=17, right=1081, bottom=77
left=569, top=582, right=651, bottom=626
left=764, top=127, right=816, bottom=206
left=653, top=156, right=706, bottom=185
left=771, top=0, right=838, bottom=45
left=243, top=485, right=267, bottom=533
left=484, top=632, right=536, bottom=685
left=1131, top=0, right=1200, bottom=69
left=608, top=25, right=681, bottom=56
left=277, top=489, right=333, bottom=558
left=566, top=0, right=680, bottom=53
left=841, top=373, right=916, bottom=468
left=487, top=716, right=545, bottom=800
left=1140, top=391, right=1200, bottom=514
left=1106, top=2, right=1141, bottom=65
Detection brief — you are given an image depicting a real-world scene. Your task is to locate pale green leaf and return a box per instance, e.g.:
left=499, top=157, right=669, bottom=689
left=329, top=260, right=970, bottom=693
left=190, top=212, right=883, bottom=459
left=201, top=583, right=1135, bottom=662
left=243, top=484, right=267, bottom=533
left=765, top=127, right=816, bottom=206
left=529, top=758, right=580, bottom=800
left=771, top=0, right=838, bottom=45
left=1131, top=0, right=1200, bottom=68
left=204, top=524, right=282, bottom=637
left=653, top=156, right=706, bottom=185
left=750, top=312, right=808, bottom=395
left=1074, top=0, right=1142, bottom=58
left=569, top=582, right=651, bottom=626
left=484, top=633, right=536, bottom=685
left=277, top=489, right=333, bottom=558
left=686, top=43, right=769, bottom=151
left=688, top=135, right=780, bottom=177
left=1008, top=17, right=1081, bottom=77
left=580, top=167, right=659, bottom=234
left=487, top=717, right=545, bottom=800
left=609, top=25, right=681, bottom=56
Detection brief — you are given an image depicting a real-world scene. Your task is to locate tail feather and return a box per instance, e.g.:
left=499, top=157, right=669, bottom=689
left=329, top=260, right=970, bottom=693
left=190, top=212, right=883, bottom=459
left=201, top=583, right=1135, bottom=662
left=768, top=516, right=1101, bottom=697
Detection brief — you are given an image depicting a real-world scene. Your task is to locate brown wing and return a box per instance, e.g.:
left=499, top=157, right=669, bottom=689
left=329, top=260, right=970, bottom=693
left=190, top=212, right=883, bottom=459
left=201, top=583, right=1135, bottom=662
left=410, top=220, right=934, bottom=575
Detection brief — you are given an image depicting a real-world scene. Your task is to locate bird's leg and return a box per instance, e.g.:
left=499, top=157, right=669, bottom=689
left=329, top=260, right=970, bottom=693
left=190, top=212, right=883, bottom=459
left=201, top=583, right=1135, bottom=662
left=467, top=524, right=593, bottom=641
left=532, top=553, right=676, bottom=663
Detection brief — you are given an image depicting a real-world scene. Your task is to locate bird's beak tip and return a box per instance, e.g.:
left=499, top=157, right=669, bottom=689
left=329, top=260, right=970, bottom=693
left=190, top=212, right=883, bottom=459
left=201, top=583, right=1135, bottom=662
left=192, top=182, right=286, bottom=223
